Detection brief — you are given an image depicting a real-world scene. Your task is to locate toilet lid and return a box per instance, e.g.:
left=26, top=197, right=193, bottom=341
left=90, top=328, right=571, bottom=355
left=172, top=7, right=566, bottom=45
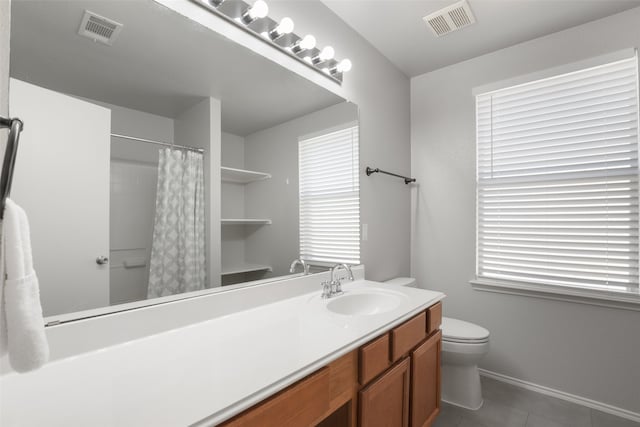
left=441, top=317, right=489, bottom=343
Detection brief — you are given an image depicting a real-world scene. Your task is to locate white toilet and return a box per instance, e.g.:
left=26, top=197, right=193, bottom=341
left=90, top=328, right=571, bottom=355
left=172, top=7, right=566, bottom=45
left=440, top=316, right=490, bottom=409
left=384, top=277, right=490, bottom=410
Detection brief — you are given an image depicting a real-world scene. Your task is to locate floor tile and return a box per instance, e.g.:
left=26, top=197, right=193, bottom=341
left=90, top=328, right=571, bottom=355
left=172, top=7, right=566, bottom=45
left=433, top=402, right=463, bottom=427
left=454, top=398, right=528, bottom=427
left=526, top=413, right=584, bottom=427
left=591, top=410, right=640, bottom=427
left=435, top=377, right=639, bottom=427
left=458, top=418, right=488, bottom=427
left=481, top=377, right=591, bottom=427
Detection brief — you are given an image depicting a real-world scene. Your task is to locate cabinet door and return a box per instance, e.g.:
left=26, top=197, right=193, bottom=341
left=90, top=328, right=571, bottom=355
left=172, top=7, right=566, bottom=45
left=410, top=331, right=442, bottom=427
left=359, top=358, right=410, bottom=427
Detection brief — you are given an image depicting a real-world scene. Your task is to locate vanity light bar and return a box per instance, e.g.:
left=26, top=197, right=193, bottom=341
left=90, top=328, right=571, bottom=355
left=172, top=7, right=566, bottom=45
left=192, top=0, right=351, bottom=84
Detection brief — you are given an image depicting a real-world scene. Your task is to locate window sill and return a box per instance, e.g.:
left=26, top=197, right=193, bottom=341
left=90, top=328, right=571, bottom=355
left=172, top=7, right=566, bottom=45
left=470, top=278, right=640, bottom=311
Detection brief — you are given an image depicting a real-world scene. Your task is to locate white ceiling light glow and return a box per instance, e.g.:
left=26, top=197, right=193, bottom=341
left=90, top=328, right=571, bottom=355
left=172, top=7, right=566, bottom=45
left=190, top=0, right=350, bottom=83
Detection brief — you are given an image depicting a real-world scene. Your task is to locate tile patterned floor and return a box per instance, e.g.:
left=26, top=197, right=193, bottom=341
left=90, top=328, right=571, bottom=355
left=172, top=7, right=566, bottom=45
left=433, top=377, right=640, bottom=427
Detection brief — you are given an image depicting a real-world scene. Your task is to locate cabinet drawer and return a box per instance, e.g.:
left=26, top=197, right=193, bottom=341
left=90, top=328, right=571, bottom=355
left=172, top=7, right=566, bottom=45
left=359, top=333, right=390, bottom=385
left=391, top=312, right=427, bottom=362
left=221, top=367, right=330, bottom=427
left=427, top=302, right=442, bottom=334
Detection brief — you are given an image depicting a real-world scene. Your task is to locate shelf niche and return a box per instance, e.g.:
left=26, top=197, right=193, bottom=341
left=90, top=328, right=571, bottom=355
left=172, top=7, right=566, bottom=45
left=221, top=264, right=273, bottom=276
left=221, top=218, right=272, bottom=225
left=221, top=166, right=271, bottom=184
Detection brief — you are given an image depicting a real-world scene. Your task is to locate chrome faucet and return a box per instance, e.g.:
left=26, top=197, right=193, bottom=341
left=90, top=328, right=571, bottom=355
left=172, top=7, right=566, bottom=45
left=326, top=263, right=354, bottom=297
left=289, top=258, right=309, bottom=275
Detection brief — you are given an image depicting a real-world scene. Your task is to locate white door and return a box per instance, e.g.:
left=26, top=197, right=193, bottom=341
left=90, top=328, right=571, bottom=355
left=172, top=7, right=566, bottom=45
left=9, top=78, right=111, bottom=317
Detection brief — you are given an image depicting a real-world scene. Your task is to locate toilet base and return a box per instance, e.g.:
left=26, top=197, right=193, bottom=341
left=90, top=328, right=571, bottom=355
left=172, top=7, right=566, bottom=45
left=441, top=363, right=484, bottom=410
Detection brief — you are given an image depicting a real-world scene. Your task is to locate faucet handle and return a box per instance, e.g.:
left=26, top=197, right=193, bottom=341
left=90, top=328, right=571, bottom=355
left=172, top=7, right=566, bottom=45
left=320, top=281, right=332, bottom=299
left=332, top=279, right=344, bottom=296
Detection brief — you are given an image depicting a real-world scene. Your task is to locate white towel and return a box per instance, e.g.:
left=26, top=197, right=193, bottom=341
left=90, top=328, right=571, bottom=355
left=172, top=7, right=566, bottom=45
left=0, top=199, right=49, bottom=372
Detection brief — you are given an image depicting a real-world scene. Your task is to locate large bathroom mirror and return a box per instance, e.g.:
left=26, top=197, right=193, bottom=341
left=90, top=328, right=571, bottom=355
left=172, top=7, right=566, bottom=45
left=8, top=0, right=359, bottom=322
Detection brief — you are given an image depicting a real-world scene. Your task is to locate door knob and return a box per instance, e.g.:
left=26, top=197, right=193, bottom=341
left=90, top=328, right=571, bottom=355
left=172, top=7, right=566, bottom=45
left=96, top=256, right=109, bottom=265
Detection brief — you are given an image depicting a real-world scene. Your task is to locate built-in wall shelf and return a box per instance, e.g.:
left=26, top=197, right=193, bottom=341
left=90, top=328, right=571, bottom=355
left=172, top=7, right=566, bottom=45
left=221, top=264, right=273, bottom=276
left=221, top=166, right=271, bottom=184
left=221, top=218, right=272, bottom=225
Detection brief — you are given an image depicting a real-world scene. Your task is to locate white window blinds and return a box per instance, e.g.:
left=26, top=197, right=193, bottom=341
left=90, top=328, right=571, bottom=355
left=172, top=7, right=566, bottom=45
left=299, top=124, right=360, bottom=265
left=476, top=56, right=639, bottom=292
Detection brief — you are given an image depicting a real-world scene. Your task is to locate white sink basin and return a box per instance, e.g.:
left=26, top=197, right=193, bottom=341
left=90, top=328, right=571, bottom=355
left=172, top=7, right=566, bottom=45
left=326, top=289, right=406, bottom=316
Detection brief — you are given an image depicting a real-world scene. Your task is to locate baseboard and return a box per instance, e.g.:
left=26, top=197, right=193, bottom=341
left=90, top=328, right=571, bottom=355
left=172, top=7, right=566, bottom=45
left=478, top=369, right=640, bottom=423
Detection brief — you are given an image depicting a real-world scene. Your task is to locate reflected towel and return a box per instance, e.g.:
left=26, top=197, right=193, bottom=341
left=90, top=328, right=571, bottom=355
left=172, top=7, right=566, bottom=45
left=0, top=199, right=49, bottom=372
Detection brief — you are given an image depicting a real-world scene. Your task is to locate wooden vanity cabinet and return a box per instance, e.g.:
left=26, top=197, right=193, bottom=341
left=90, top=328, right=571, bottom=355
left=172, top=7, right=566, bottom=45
left=218, top=301, right=442, bottom=427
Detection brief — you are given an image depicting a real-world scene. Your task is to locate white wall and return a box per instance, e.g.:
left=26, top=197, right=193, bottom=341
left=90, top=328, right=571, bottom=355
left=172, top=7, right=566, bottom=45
left=174, top=97, right=222, bottom=287
left=411, top=7, right=640, bottom=414
left=263, top=1, right=412, bottom=281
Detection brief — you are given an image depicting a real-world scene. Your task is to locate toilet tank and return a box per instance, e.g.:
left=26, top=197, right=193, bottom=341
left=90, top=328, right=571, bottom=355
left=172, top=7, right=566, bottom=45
left=384, top=277, right=417, bottom=288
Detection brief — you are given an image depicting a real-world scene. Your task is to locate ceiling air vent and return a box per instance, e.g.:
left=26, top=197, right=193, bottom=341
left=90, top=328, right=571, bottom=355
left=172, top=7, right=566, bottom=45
left=78, top=10, right=123, bottom=46
left=423, top=0, right=476, bottom=37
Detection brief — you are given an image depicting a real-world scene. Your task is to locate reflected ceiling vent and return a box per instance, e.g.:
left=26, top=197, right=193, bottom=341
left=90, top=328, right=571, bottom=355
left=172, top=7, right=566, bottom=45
left=423, top=0, right=476, bottom=37
left=78, top=10, right=123, bottom=46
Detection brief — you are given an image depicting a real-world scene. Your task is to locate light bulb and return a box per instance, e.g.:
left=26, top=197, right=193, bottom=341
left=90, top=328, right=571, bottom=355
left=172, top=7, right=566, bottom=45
left=243, top=0, right=268, bottom=23
left=319, top=46, right=334, bottom=61
left=276, top=17, right=294, bottom=35
left=292, top=35, right=316, bottom=53
left=270, top=17, right=294, bottom=40
left=299, top=35, right=316, bottom=50
left=336, top=59, right=352, bottom=73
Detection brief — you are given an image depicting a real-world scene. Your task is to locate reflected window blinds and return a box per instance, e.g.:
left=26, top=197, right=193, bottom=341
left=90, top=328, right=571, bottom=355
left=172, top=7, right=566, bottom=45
left=299, top=124, right=360, bottom=265
left=476, top=56, right=639, bottom=292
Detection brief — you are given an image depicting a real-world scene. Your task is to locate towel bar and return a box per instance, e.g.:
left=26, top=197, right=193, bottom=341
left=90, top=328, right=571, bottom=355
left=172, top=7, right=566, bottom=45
left=0, top=116, right=24, bottom=220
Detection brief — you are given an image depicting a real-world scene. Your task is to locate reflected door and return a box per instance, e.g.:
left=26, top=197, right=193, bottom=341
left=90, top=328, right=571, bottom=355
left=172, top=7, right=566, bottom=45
left=9, top=78, right=111, bottom=317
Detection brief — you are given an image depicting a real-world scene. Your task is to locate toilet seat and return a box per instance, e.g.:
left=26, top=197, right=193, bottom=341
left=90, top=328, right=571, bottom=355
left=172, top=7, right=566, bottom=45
left=441, top=317, right=489, bottom=344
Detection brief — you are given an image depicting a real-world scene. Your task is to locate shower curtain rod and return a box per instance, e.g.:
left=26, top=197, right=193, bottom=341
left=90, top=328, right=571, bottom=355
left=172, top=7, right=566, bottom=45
left=111, top=133, right=204, bottom=153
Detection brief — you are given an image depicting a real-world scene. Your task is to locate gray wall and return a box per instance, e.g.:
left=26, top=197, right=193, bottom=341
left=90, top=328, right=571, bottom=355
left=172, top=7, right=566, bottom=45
left=221, top=132, right=247, bottom=278
left=411, top=7, right=640, bottom=413
left=244, top=102, right=358, bottom=278
left=268, top=1, right=411, bottom=281
left=0, top=0, right=9, bottom=148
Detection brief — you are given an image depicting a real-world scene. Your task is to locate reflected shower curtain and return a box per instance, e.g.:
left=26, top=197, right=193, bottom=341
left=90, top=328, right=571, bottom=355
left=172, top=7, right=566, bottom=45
left=148, top=148, right=206, bottom=298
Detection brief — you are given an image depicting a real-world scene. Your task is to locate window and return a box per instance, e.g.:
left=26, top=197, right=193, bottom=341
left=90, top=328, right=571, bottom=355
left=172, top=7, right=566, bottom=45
left=299, top=123, right=360, bottom=265
left=476, top=56, right=639, bottom=295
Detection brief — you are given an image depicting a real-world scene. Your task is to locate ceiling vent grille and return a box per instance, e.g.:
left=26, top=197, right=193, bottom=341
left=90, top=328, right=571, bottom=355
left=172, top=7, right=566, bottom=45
left=423, top=0, right=476, bottom=37
left=78, top=10, right=123, bottom=46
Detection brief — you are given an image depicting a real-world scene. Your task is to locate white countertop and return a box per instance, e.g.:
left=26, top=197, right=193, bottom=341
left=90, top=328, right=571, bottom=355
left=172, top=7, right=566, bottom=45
left=0, top=279, right=444, bottom=427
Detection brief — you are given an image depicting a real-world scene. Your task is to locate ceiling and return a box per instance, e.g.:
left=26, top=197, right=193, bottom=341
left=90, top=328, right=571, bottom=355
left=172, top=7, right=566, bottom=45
left=322, top=0, right=640, bottom=77
left=10, top=0, right=344, bottom=136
